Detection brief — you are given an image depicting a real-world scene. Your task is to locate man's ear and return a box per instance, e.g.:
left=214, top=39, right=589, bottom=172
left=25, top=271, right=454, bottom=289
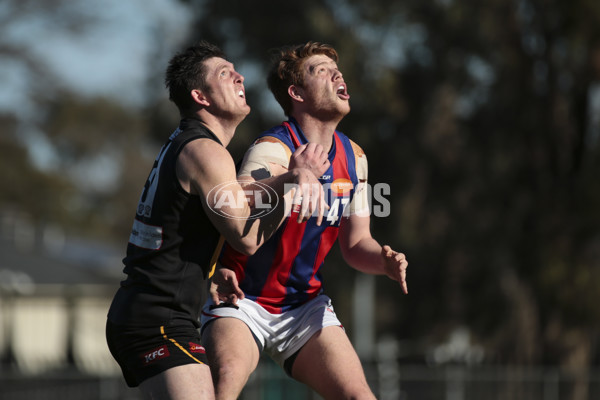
left=288, top=85, right=304, bottom=102
left=191, top=89, right=210, bottom=106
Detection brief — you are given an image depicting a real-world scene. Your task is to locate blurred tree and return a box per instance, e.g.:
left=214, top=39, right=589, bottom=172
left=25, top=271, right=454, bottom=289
left=41, top=93, right=157, bottom=242
left=178, top=0, right=600, bottom=376
left=0, top=0, right=95, bottom=229
left=1, top=0, right=599, bottom=383
left=0, top=115, right=73, bottom=223
left=0, top=0, right=171, bottom=244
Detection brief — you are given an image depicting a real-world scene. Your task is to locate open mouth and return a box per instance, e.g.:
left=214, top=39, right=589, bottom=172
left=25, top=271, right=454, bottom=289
left=336, top=84, right=350, bottom=100
left=238, top=89, right=245, bottom=99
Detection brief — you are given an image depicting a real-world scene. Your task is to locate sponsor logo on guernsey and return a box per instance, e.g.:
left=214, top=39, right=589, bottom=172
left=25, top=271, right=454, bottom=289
left=330, top=178, right=353, bottom=195
left=142, top=345, right=169, bottom=364
left=189, top=342, right=206, bottom=354
left=129, top=219, right=163, bottom=250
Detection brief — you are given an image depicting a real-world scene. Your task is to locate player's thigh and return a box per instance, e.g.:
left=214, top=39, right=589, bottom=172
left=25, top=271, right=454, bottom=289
left=202, top=317, right=260, bottom=375
left=139, top=363, right=214, bottom=400
left=291, top=326, right=376, bottom=400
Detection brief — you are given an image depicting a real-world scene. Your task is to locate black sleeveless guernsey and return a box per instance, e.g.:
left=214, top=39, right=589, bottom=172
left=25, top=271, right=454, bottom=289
left=108, top=118, right=222, bottom=328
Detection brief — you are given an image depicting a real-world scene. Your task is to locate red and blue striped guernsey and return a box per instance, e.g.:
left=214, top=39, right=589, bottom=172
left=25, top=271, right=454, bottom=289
left=219, top=118, right=360, bottom=313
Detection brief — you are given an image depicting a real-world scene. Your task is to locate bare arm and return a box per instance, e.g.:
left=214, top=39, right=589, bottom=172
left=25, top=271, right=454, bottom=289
left=338, top=213, right=409, bottom=294
left=177, top=138, right=324, bottom=255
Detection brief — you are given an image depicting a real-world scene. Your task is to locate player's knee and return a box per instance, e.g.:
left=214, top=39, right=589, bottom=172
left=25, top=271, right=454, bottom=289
left=211, top=361, right=250, bottom=400
left=211, top=357, right=251, bottom=385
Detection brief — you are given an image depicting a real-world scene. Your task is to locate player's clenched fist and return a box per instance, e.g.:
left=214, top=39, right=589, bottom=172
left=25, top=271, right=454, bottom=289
left=289, top=142, right=330, bottom=179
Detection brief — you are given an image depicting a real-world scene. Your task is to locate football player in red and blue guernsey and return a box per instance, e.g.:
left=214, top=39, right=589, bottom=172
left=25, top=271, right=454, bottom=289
left=201, top=41, right=409, bottom=400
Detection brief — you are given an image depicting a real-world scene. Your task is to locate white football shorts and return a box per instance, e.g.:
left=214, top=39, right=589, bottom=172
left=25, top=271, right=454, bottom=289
left=200, top=294, right=343, bottom=368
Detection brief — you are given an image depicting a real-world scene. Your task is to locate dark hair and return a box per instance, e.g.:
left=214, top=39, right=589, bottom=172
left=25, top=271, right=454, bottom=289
left=165, top=41, right=226, bottom=113
left=267, top=42, right=339, bottom=116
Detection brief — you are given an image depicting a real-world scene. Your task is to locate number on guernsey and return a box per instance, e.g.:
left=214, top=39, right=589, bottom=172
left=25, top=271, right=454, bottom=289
left=137, top=142, right=172, bottom=217
left=326, top=197, right=350, bottom=225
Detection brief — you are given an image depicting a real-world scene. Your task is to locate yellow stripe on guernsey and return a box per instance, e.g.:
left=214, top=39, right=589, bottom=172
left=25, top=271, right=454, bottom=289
left=208, top=235, right=225, bottom=279
left=160, top=326, right=203, bottom=364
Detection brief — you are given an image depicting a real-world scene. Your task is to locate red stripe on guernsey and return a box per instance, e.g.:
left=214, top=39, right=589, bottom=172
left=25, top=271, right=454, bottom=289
left=331, top=133, right=350, bottom=180
left=306, top=225, right=339, bottom=297
left=219, top=244, right=248, bottom=287
left=282, top=121, right=301, bottom=148
left=256, top=218, right=307, bottom=313
left=303, top=133, right=352, bottom=296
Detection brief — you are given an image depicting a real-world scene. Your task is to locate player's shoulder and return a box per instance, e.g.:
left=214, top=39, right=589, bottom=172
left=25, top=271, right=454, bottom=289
left=344, top=137, right=368, bottom=181
left=181, top=136, right=232, bottom=168
left=256, top=124, right=291, bottom=144
left=185, top=135, right=227, bottom=152
left=242, top=137, right=291, bottom=169
left=254, top=135, right=288, bottom=147
left=345, top=138, right=366, bottom=162
left=250, top=125, right=293, bottom=156
left=334, top=130, right=366, bottom=159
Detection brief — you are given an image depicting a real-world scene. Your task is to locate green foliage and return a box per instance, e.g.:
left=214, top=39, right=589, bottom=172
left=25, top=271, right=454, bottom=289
left=180, top=0, right=600, bottom=367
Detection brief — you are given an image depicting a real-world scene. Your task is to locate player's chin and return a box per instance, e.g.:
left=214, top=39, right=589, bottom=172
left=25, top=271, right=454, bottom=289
left=239, top=103, right=251, bottom=114
left=338, top=102, right=350, bottom=115
left=232, top=105, right=250, bottom=120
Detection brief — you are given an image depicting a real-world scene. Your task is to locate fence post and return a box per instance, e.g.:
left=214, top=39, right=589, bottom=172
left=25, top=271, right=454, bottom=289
left=543, top=368, right=560, bottom=400
left=377, top=336, right=401, bottom=400
left=446, top=367, right=465, bottom=400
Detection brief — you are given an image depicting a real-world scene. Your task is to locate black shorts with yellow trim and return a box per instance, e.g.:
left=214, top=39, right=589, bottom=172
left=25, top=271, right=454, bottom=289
left=106, top=320, right=208, bottom=387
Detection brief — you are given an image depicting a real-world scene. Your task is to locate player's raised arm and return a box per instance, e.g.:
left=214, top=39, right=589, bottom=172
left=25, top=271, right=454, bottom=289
left=178, top=138, right=327, bottom=255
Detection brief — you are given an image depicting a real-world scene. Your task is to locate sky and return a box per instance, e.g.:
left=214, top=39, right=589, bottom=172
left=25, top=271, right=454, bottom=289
left=0, top=0, right=195, bottom=185
left=0, top=0, right=193, bottom=114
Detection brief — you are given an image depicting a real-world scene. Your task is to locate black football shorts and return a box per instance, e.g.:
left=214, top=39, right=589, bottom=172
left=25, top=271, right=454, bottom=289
left=106, top=320, right=209, bottom=387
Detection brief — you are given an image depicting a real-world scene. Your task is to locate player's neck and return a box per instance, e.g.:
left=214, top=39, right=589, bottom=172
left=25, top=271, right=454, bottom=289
left=293, top=114, right=340, bottom=151
left=192, top=110, right=241, bottom=148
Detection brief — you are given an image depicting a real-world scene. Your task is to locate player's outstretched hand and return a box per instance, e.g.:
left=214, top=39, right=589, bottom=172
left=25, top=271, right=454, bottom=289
left=289, top=142, right=330, bottom=179
left=381, top=245, right=408, bottom=294
left=210, top=267, right=245, bottom=304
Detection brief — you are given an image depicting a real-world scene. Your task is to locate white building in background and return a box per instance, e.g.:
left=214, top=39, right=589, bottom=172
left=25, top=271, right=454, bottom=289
left=0, top=211, right=122, bottom=377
